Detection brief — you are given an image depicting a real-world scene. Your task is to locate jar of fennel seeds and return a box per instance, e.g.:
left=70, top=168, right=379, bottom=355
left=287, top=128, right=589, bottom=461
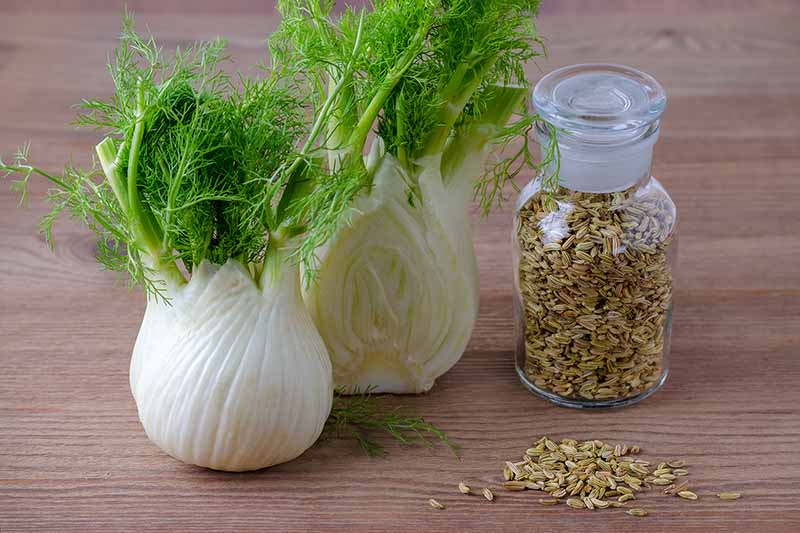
left=513, top=64, right=676, bottom=408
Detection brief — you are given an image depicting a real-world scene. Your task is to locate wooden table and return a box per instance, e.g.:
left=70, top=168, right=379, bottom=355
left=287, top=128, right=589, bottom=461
left=1, top=1, right=798, bottom=531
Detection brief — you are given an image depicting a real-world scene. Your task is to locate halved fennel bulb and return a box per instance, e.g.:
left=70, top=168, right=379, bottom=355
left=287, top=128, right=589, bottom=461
left=130, top=258, right=333, bottom=471
left=304, top=151, right=481, bottom=393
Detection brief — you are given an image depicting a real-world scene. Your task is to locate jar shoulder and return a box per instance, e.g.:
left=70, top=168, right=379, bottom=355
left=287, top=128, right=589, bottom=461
left=514, top=176, right=546, bottom=213
left=632, top=176, right=678, bottom=238
left=514, top=175, right=677, bottom=249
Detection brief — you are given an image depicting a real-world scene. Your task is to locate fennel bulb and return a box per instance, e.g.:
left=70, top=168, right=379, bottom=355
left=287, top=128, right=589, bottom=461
left=131, top=259, right=332, bottom=471
left=0, top=16, right=342, bottom=471
left=304, top=150, right=480, bottom=393
left=275, top=1, right=552, bottom=394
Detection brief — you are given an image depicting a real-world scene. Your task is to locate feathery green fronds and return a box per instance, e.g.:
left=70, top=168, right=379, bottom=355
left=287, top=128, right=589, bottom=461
left=271, top=0, right=556, bottom=255
left=324, top=387, right=459, bottom=458
left=2, top=11, right=312, bottom=295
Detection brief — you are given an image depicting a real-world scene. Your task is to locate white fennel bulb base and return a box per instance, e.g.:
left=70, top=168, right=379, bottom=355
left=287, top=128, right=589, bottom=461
left=304, top=152, right=481, bottom=394
left=130, top=259, right=333, bottom=472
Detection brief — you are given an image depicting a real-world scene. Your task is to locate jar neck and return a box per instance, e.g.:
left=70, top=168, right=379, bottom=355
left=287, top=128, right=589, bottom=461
left=539, top=122, right=660, bottom=193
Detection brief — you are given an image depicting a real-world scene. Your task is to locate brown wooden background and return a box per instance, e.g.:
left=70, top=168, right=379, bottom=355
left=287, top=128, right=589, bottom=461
left=1, top=1, right=799, bottom=531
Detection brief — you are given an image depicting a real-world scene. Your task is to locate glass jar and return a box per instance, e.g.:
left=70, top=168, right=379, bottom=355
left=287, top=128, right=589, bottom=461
left=513, top=64, right=677, bottom=408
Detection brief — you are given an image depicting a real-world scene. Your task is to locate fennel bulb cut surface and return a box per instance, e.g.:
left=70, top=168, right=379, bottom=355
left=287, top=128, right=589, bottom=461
left=304, top=152, right=480, bottom=394
left=130, top=259, right=333, bottom=472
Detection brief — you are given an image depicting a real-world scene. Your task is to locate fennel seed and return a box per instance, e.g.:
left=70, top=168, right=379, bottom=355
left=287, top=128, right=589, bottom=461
left=678, top=490, right=698, bottom=500
left=566, top=498, right=585, bottom=509
left=482, top=488, right=495, bottom=501
left=627, top=508, right=649, bottom=517
left=591, top=497, right=610, bottom=509
left=718, top=492, right=741, bottom=500
left=428, top=498, right=445, bottom=510
left=503, top=481, right=527, bottom=491
left=458, top=482, right=471, bottom=495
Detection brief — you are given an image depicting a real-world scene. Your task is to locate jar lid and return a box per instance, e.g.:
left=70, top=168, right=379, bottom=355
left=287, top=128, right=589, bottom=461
left=533, top=64, right=666, bottom=144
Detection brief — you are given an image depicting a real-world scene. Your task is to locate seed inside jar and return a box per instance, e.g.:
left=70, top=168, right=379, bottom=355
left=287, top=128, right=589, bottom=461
left=516, top=183, right=675, bottom=402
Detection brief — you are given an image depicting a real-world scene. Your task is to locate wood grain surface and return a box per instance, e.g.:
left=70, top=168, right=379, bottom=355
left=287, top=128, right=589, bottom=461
left=1, top=1, right=799, bottom=531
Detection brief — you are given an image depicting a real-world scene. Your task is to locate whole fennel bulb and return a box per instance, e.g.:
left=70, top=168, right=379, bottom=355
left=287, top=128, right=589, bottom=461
left=0, top=17, right=342, bottom=471
left=131, top=258, right=332, bottom=471
left=304, top=149, right=480, bottom=393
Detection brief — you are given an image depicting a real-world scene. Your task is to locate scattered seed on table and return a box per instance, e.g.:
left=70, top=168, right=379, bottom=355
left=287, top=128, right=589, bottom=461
left=429, top=498, right=445, bottom=510
left=718, top=492, right=741, bottom=500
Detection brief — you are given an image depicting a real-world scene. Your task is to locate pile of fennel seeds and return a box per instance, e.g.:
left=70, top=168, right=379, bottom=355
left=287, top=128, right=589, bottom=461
left=501, top=436, right=727, bottom=516
left=430, top=437, right=742, bottom=512
left=499, top=437, right=694, bottom=513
